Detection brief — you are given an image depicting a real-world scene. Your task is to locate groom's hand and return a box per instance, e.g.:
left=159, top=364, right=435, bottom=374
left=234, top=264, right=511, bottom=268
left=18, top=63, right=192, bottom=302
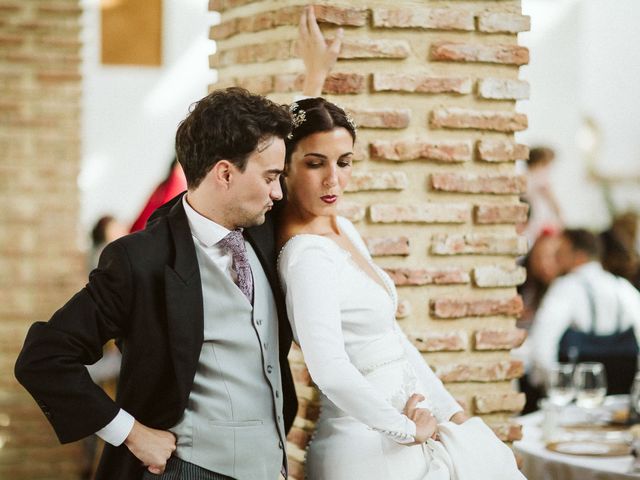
left=402, top=394, right=438, bottom=444
left=124, top=420, right=176, bottom=474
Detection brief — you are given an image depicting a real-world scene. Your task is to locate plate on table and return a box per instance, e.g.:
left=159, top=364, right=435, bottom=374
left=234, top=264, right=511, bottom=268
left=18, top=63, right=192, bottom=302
left=546, top=440, right=631, bottom=457
left=562, top=423, right=629, bottom=432
left=604, top=394, right=630, bottom=409
left=557, top=400, right=630, bottom=429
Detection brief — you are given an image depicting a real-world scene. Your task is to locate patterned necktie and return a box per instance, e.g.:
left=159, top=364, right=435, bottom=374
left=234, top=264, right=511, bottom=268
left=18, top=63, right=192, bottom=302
left=218, top=230, right=254, bottom=304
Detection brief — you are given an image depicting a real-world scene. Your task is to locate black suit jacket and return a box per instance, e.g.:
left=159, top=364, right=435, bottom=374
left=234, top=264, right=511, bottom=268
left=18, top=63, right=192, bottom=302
left=15, top=194, right=297, bottom=480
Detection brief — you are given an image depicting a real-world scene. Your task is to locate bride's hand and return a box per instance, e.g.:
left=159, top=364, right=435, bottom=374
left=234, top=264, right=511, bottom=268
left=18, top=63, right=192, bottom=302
left=297, top=5, right=343, bottom=97
left=450, top=411, right=469, bottom=425
left=402, top=394, right=438, bottom=444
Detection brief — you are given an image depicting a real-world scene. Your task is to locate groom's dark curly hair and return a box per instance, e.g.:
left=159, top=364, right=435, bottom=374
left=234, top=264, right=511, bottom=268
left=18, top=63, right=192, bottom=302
left=175, top=87, right=292, bottom=189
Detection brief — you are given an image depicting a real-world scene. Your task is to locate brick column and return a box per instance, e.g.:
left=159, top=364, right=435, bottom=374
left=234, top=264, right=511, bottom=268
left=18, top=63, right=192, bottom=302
left=0, top=1, right=85, bottom=478
left=210, top=2, right=530, bottom=477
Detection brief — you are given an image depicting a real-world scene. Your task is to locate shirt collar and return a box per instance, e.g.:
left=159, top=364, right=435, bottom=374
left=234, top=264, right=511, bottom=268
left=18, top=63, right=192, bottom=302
left=573, top=261, right=602, bottom=276
left=182, top=194, right=230, bottom=248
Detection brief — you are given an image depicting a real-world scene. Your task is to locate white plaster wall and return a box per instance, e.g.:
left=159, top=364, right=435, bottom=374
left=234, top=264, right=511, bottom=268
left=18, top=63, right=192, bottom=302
left=518, top=0, right=640, bottom=229
left=79, top=0, right=218, bottom=230
left=580, top=0, right=640, bottom=216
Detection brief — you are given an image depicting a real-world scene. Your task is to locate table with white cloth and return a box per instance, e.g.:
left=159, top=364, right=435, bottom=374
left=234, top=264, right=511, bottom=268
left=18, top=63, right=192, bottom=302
left=515, top=407, right=640, bottom=480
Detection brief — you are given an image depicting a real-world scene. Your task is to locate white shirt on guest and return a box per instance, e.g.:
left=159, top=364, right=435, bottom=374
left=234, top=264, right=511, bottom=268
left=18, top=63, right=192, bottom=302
left=96, top=194, right=241, bottom=446
left=526, top=261, right=640, bottom=386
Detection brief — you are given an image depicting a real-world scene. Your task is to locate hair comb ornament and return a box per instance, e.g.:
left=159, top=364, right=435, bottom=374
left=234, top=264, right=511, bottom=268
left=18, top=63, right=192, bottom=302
left=332, top=101, right=358, bottom=134
left=288, top=102, right=307, bottom=139
left=344, top=110, right=358, bottom=134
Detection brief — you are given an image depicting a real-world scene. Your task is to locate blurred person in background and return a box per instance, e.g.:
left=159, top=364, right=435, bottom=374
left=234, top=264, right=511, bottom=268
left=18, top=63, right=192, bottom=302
left=526, top=228, right=640, bottom=395
left=611, top=211, right=638, bottom=247
left=515, top=228, right=561, bottom=413
left=129, top=158, right=187, bottom=233
left=522, top=147, right=564, bottom=246
left=600, top=212, right=640, bottom=290
left=84, top=215, right=128, bottom=478
left=90, top=215, right=128, bottom=270
left=517, top=228, right=561, bottom=331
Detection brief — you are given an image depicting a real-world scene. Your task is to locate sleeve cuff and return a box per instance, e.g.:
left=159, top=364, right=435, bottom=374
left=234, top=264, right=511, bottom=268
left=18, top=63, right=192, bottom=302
left=371, top=415, right=417, bottom=444
left=445, top=407, right=465, bottom=422
left=95, top=409, right=135, bottom=446
left=395, top=416, right=418, bottom=444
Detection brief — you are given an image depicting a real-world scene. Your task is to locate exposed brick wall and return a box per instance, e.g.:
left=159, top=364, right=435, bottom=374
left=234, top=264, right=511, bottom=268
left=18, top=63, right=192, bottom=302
left=209, top=1, right=529, bottom=476
left=0, top=1, right=85, bottom=478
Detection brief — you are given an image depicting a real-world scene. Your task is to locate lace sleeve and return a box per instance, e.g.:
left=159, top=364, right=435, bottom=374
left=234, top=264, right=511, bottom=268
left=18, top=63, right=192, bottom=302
left=393, top=322, right=463, bottom=423
left=279, top=237, right=417, bottom=443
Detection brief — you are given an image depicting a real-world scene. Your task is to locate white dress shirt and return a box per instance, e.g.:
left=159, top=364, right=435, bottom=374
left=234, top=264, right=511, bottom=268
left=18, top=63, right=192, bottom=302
left=96, top=195, right=241, bottom=446
left=525, top=261, right=640, bottom=386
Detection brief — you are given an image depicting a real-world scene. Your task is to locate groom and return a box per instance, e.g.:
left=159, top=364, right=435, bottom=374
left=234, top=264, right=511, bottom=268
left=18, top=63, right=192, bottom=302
left=15, top=88, right=297, bottom=480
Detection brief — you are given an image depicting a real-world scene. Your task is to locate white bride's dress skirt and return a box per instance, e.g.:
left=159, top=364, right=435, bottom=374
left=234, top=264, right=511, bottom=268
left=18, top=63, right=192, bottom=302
left=305, top=336, right=526, bottom=480
left=305, top=338, right=453, bottom=480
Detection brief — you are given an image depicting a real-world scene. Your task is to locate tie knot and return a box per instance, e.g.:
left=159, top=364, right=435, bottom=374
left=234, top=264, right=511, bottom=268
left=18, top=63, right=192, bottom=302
left=218, top=230, right=246, bottom=257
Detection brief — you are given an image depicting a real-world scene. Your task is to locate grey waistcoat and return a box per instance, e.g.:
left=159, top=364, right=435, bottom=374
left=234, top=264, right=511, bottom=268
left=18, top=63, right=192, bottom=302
left=170, top=242, right=286, bottom=480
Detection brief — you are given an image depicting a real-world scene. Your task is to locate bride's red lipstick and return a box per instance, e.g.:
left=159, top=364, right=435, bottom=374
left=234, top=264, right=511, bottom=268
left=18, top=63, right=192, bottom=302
left=321, top=195, right=337, bottom=204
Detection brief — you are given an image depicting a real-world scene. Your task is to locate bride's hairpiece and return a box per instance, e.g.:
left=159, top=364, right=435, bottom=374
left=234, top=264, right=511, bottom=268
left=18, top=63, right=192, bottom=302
left=286, top=100, right=358, bottom=140
left=342, top=108, right=358, bottom=134
left=287, top=102, right=306, bottom=139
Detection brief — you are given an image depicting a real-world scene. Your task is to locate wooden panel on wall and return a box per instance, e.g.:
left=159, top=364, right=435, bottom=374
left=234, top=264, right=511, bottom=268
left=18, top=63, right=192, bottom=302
left=101, top=0, right=162, bottom=66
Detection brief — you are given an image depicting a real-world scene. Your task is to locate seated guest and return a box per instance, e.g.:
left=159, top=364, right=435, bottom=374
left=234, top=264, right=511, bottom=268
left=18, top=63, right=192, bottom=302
left=515, top=229, right=561, bottom=413
left=601, top=213, right=640, bottom=291
left=527, top=228, right=640, bottom=394
left=611, top=211, right=639, bottom=251
left=89, top=215, right=128, bottom=270
left=518, top=228, right=561, bottom=331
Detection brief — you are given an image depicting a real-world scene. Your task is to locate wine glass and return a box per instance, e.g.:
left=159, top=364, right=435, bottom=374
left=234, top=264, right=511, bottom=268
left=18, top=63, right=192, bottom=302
left=546, top=363, right=576, bottom=407
left=574, top=362, right=607, bottom=408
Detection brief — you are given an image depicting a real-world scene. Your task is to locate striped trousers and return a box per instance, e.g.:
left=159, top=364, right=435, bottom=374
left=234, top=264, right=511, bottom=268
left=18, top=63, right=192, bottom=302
left=142, top=456, right=235, bottom=480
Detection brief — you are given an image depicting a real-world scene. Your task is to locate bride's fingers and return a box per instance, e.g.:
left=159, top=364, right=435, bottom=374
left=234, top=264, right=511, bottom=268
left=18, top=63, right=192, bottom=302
left=298, top=7, right=309, bottom=39
left=307, top=5, right=321, bottom=39
left=402, top=393, right=425, bottom=415
left=328, top=28, right=343, bottom=57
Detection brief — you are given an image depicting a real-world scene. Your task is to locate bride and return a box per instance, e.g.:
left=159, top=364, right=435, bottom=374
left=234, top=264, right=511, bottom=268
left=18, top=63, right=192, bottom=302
left=275, top=7, right=526, bottom=480
left=277, top=94, right=466, bottom=479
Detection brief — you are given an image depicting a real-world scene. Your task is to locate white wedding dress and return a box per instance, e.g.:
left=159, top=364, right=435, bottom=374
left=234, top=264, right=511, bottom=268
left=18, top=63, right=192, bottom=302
left=278, top=217, right=463, bottom=480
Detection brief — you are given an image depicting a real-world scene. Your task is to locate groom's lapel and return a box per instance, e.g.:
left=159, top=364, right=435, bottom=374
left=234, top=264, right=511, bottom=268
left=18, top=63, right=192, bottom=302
left=244, top=212, right=279, bottom=294
left=165, top=196, right=204, bottom=400
left=245, top=212, right=293, bottom=356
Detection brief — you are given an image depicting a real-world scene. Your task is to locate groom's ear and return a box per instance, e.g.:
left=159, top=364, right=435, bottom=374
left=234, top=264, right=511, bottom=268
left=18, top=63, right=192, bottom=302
left=210, top=160, right=234, bottom=189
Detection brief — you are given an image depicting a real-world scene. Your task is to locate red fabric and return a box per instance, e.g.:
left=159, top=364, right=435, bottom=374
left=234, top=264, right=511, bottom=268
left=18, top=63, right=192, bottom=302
left=130, top=167, right=187, bottom=233
left=540, top=225, right=559, bottom=237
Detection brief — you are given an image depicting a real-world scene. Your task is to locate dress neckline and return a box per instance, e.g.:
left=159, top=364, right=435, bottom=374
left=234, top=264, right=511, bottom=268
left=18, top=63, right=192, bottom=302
left=277, top=221, right=395, bottom=303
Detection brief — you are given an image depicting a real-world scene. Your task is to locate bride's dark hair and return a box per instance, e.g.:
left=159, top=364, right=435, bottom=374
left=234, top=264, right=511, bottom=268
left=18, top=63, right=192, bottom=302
left=284, top=97, right=356, bottom=167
